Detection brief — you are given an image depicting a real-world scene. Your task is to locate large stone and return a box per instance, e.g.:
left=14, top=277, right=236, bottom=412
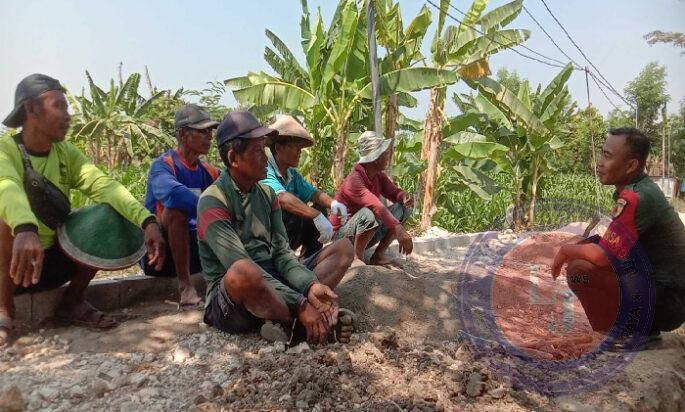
left=466, top=372, right=484, bottom=397
left=0, top=386, right=25, bottom=412
left=119, top=275, right=175, bottom=307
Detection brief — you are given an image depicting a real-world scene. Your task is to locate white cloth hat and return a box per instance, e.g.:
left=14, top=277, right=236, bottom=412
left=357, top=130, right=392, bottom=164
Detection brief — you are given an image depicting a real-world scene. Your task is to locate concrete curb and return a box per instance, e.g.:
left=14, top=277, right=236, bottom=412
left=15, top=272, right=206, bottom=323
left=16, top=231, right=489, bottom=323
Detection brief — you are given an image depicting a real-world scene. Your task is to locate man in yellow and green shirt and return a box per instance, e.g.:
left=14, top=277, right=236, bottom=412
left=0, top=74, right=165, bottom=346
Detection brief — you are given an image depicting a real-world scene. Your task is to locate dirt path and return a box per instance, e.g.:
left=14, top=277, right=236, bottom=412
left=1, top=241, right=685, bottom=411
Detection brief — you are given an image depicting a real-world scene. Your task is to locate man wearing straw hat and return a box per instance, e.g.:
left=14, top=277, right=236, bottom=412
left=142, top=104, right=220, bottom=309
left=331, top=131, right=414, bottom=265
left=0, top=74, right=166, bottom=346
left=263, top=115, right=352, bottom=265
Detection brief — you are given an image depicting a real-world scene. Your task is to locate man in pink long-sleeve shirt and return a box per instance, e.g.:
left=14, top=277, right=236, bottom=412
left=331, top=131, right=414, bottom=265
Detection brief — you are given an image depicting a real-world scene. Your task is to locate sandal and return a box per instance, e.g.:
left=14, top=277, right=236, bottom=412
left=0, top=314, right=12, bottom=347
left=53, top=302, right=118, bottom=330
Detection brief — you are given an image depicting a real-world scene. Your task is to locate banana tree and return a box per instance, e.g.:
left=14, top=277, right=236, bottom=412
left=458, top=63, right=575, bottom=229
left=226, top=0, right=457, bottom=188
left=69, top=71, right=177, bottom=168
left=420, top=0, right=530, bottom=231
left=373, top=1, right=433, bottom=175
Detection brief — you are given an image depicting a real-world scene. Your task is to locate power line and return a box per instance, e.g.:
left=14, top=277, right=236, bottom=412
left=538, top=0, right=634, bottom=108
left=445, top=1, right=572, bottom=67
left=424, top=0, right=575, bottom=70
left=522, top=6, right=583, bottom=70
left=589, top=71, right=629, bottom=116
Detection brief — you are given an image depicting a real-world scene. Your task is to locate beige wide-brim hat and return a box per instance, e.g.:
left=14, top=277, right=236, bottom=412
left=358, top=130, right=392, bottom=164
left=270, top=115, right=314, bottom=148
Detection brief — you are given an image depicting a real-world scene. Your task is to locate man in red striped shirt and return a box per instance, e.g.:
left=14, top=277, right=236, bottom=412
left=331, top=131, right=414, bottom=265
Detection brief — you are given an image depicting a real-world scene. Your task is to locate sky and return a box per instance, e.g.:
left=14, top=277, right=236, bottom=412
left=1, top=0, right=684, bottom=125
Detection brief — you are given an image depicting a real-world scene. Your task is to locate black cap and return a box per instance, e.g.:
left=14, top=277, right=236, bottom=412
left=3, top=74, right=67, bottom=128
left=174, top=104, right=219, bottom=130
left=216, top=111, right=278, bottom=147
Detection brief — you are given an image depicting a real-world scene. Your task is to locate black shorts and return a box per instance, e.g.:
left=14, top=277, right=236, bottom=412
left=141, top=229, right=202, bottom=277
left=14, top=244, right=78, bottom=295
left=652, top=284, right=685, bottom=333
left=203, top=255, right=321, bottom=334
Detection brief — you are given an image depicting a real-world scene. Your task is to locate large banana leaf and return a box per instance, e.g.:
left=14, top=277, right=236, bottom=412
left=444, top=132, right=508, bottom=159
left=460, top=0, right=489, bottom=34
left=464, top=29, right=530, bottom=61
left=232, top=81, right=316, bottom=111
left=451, top=164, right=500, bottom=200
left=404, top=5, right=432, bottom=43
left=306, top=10, right=326, bottom=90
left=134, top=90, right=168, bottom=118
left=358, top=67, right=458, bottom=99
left=224, top=76, right=252, bottom=89
left=468, top=77, right=547, bottom=134
left=300, top=0, right=311, bottom=50
left=265, top=30, right=307, bottom=79
left=536, top=63, right=573, bottom=115
left=478, top=0, right=523, bottom=33
left=322, top=0, right=358, bottom=86
left=442, top=112, right=487, bottom=137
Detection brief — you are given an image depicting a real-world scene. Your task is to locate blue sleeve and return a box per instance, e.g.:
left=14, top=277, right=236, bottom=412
left=261, top=163, right=287, bottom=194
left=292, top=169, right=316, bottom=203
left=148, top=158, right=199, bottom=218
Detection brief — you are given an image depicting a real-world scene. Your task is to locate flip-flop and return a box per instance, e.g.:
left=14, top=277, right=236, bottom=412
left=0, top=314, right=12, bottom=347
left=178, top=300, right=205, bottom=312
left=53, top=302, right=118, bottom=330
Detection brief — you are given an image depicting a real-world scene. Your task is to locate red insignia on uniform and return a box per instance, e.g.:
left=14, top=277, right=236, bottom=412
left=611, top=198, right=628, bottom=219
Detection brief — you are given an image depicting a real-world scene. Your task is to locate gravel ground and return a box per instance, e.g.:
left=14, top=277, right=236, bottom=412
left=2, top=230, right=685, bottom=411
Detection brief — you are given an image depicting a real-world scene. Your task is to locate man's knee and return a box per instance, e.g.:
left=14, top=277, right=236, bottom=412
left=224, top=259, right=264, bottom=292
left=336, top=238, right=354, bottom=264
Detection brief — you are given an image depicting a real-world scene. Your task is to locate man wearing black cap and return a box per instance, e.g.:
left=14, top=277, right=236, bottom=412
left=142, top=104, right=220, bottom=308
left=196, top=112, right=355, bottom=345
left=0, top=74, right=165, bottom=346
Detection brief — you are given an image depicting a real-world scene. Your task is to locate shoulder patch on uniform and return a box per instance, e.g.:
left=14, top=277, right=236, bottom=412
left=202, top=184, right=229, bottom=208
left=611, top=198, right=628, bottom=219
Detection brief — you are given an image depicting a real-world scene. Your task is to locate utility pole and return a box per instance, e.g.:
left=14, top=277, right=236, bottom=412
left=662, top=103, right=667, bottom=178
left=366, top=0, right=381, bottom=135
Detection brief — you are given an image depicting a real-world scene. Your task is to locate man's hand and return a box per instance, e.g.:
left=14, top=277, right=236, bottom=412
left=307, top=282, right=339, bottom=328
left=144, top=221, right=166, bottom=271
left=401, top=193, right=414, bottom=208
left=312, top=213, right=334, bottom=243
left=10, top=231, right=44, bottom=288
left=297, top=301, right=330, bottom=345
left=330, top=200, right=348, bottom=226
left=551, top=247, right=569, bottom=280
left=393, top=224, right=413, bottom=255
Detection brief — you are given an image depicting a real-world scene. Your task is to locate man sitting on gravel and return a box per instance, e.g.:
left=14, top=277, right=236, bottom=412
left=552, top=127, right=685, bottom=348
left=0, top=74, right=166, bottom=346
left=142, top=104, right=220, bottom=309
left=197, top=112, right=355, bottom=345
left=262, top=115, right=350, bottom=261
left=331, top=131, right=414, bottom=265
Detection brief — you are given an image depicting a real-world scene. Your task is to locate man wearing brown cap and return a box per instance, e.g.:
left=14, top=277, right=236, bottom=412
left=197, top=112, right=354, bottom=345
left=142, top=104, right=220, bottom=308
left=263, top=116, right=352, bottom=263
left=0, top=74, right=165, bottom=346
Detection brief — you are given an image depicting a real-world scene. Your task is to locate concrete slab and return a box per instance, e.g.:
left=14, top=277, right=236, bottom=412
left=30, top=287, right=65, bottom=321
left=84, top=279, right=121, bottom=312
left=13, top=293, right=31, bottom=322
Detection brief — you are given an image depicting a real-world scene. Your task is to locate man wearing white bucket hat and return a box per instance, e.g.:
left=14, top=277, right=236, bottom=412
left=330, top=131, right=414, bottom=265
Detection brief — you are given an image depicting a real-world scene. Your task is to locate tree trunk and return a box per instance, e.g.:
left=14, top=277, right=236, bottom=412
left=528, top=160, right=539, bottom=228
left=419, top=87, right=446, bottom=231
left=384, top=94, right=398, bottom=177
left=333, top=123, right=349, bottom=189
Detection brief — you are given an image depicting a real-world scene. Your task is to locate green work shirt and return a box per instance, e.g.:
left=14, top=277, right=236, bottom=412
left=196, top=170, right=317, bottom=313
left=0, top=134, right=153, bottom=248
left=599, top=173, right=685, bottom=289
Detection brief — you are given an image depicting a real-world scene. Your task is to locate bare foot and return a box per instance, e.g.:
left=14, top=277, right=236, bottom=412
left=179, top=284, right=203, bottom=309
left=368, top=253, right=396, bottom=267
left=0, top=313, right=12, bottom=347
left=335, top=309, right=356, bottom=344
